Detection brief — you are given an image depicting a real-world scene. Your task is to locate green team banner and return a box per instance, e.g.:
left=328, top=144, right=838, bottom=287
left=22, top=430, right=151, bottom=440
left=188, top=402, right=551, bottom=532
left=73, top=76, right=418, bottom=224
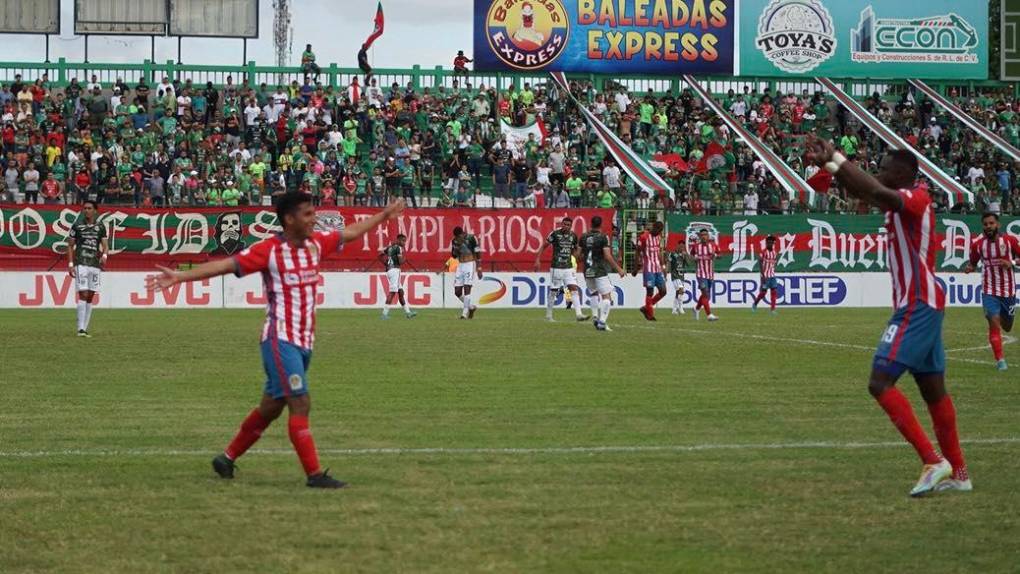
left=738, top=0, right=988, bottom=79
left=666, top=214, right=1020, bottom=273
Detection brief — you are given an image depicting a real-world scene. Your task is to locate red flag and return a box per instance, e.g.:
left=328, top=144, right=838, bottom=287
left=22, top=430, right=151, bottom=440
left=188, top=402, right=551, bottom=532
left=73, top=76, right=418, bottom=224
left=364, top=2, right=385, bottom=49
left=807, top=170, right=833, bottom=193
left=694, top=142, right=726, bottom=174
left=651, top=153, right=689, bottom=173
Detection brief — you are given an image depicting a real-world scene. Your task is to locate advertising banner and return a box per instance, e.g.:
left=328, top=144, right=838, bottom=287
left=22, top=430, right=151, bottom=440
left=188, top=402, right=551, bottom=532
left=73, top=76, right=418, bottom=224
left=473, top=0, right=736, bottom=75
left=0, top=205, right=613, bottom=271
left=2, top=271, right=1009, bottom=309
left=738, top=0, right=988, bottom=79
left=666, top=214, right=1020, bottom=273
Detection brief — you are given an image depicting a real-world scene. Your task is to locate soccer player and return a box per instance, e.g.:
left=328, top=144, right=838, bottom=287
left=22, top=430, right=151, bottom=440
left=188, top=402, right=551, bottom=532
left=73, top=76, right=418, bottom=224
left=380, top=233, right=417, bottom=319
left=806, top=139, right=969, bottom=496
left=67, top=200, right=107, bottom=337
left=667, top=242, right=690, bottom=315
left=965, top=212, right=1018, bottom=371
left=636, top=221, right=668, bottom=321
left=145, top=193, right=406, bottom=489
left=451, top=226, right=483, bottom=319
left=751, top=234, right=780, bottom=315
left=580, top=215, right=625, bottom=332
left=691, top=229, right=719, bottom=322
left=534, top=216, right=587, bottom=322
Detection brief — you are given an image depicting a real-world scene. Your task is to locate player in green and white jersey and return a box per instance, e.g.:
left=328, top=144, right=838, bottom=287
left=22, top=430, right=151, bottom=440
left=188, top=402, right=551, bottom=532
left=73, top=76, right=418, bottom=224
left=380, top=234, right=417, bottom=319
left=534, top=216, right=588, bottom=322
left=67, top=200, right=108, bottom=337
left=580, top=215, right=625, bottom=332
left=667, top=242, right=691, bottom=315
left=451, top=226, right=483, bottom=319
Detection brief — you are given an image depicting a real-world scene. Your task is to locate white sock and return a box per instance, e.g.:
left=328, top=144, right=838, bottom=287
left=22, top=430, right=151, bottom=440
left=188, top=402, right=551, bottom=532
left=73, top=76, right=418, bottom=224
left=84, top=303, right=94, bottom=331
left=572, top=290, right=584, bottom=317
left=599, top=298, right=611, bottom=323
left=462, top=294, right=472, bottom=317
left=383, top=302, right=390, bottom=316
left=403, top=301, right=411, bottom=313
left=589, top=294, right=597, bottom=318
left=76, top=301, right=86, bottom=331
left=546, top=288, right=555, bottom=316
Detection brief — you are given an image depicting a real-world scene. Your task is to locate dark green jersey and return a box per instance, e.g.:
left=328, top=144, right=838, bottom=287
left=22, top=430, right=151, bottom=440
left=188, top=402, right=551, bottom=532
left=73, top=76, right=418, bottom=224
left=668, top=251, right=690, bottom=280
left=545, top=229, right=578, bottom=269
left=581, top=231, right=611, bottom=278
left=384, top=244, right=403, bottom=270
left=451, top=234, right=480, bottom=261
left=71, top=221, right=106, bottom=268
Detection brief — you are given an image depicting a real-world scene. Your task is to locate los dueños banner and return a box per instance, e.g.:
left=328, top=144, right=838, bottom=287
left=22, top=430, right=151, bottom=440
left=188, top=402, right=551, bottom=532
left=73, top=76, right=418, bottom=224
left=666, top=214, right=1020, bottom=273
left=0, top=205, right=614, bottom=270
left=738, top=0, right=988, bottom=80
left=473, top=0, right=735, bottom=74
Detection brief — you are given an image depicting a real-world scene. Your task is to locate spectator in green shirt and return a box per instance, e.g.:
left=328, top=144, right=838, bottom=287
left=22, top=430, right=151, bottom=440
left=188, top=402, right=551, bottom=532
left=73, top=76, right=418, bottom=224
left=301, top=44, right=320, bottom=81
left=565, top=174, right=584, bottom=208
left=221, top=181, right=241, bottom=206
left=596, top=188, right=617, bottom=208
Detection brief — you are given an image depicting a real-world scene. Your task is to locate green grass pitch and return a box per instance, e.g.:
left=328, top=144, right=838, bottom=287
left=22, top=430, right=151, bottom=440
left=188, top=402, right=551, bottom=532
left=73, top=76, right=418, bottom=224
left=2, top=308, right=1018, bottom=573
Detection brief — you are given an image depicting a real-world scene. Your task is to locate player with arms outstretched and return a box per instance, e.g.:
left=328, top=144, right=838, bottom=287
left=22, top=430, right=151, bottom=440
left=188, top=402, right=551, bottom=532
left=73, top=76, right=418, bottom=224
left=146, top=193, right=406, bottom=489
left=667, top=242, right=690, bottom=315
left=806, top=139, right=969, bottom=496
left=67, top=200, right=108, bottom=337
left=534, top=216, right=587, bottom=322
left=637, top=221, right=668, bottom=321
left=380, top=234, right=417, bottom=319
left=965, top=212, right=1018, bottom=371
left=751, top=234, right=780, bottom=315
left=580, top=215, right=625, bottom=332
left=451, top=226, right=483, bottom=319
left=691, top=229, right=719, bottom=322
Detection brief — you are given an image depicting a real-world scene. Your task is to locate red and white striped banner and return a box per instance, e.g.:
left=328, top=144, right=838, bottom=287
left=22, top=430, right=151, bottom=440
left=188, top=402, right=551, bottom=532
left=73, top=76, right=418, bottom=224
left=908, top=79, right=1020, bottom=164
left=816, top=77, right=974, bottom=208
left=682, top=75, right=816, bottom=206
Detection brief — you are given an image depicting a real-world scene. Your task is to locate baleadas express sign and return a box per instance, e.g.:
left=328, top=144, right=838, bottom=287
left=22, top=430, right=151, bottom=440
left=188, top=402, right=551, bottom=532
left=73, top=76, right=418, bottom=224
left=666, top=214, right=1020, bottom=273
left=0, top=205, right=614, bottom=269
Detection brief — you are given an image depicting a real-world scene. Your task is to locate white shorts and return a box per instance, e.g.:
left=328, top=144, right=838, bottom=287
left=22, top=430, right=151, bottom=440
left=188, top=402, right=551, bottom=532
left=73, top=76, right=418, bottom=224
left=386, top=268, right=401, bottom=292
left=549, top=267, right=579, bottom=290
left=75, top=265, right=101, bottom=292
left=672, top=278, right=685, bottom=291
left=454, top=260, right=476, bottom=287
left=585, top=276, right=614, bottom=296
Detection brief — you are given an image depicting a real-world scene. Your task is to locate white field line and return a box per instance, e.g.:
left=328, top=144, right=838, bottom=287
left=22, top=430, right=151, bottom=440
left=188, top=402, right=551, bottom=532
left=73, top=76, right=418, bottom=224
left=571, top=319, right=1014, bottom=366
left=2, top=437, right=1019, bottom=459
left=945, top=335, right=1018, bottom=354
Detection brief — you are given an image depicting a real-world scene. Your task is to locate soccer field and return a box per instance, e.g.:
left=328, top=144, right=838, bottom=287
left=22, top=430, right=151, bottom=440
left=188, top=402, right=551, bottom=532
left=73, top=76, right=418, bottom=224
left=3, top=308, right=1018, bottom=573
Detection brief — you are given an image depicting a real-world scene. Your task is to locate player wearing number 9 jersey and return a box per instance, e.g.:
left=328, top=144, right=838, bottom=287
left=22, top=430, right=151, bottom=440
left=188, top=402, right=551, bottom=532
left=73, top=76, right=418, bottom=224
left=806, top=141, right=968, bottom=497
left=145, top=192, right=406, bottom=489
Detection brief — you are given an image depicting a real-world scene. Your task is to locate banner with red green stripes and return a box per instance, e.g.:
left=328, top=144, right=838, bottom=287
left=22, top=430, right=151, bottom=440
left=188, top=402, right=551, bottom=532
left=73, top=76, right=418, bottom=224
left=682, top=75, right=815, bottom=206
left=908, top=79, right=1020, bottom=163
left=548, top=72, right=673, bottom=200
left=816, top=78, right=974, bottom=209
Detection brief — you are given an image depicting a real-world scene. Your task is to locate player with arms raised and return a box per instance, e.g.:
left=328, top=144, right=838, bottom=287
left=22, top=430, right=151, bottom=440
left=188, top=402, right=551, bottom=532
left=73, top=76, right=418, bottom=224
left=751, top=234, right=780, bottom=315
left=806, top=139, right=969, bottom=496
left=637, top=221, right=668, bottom=321
left=667, top=242, right=690, bottom=315
left=380, top=233, right=417, bottom=319
left=67, top=200, right=108, bottom=337
left=580, top=215, right=625, bottom=332
left=534, top=216, right=587, bottom=322
left=146, top=193, right=405, bottom=489
left=965, top=212, right=1018, bottom=371
left=451, top=226, right=483, bottom=319
left=691, top=229, right=719, bottom=322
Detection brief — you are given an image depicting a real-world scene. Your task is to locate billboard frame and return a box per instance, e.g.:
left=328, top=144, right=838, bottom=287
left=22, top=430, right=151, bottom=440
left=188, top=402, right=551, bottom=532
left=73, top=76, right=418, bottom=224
left=167, top=0, right=259, bottom=39
left=1003, top=0, right=1020, bottom=81
left=0, top=0, right=61, bottom=35
left=73, top=0, right=169, bottom=36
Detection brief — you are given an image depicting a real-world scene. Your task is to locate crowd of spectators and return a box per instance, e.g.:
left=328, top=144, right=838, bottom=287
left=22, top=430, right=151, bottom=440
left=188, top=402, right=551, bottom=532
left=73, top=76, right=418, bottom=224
left=1, top=48, right=1019, bottom=216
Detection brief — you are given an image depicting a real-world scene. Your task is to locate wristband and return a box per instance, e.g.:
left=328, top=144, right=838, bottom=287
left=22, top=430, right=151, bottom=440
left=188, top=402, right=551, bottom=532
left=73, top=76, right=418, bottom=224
left=824, top=152, right=847, bottom=175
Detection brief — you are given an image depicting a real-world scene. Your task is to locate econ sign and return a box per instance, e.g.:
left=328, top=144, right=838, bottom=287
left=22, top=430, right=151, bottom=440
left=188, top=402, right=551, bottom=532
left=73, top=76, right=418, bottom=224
left=474, top=0, right=736, bottom=75
left=739, top=0, right=988, bottom=79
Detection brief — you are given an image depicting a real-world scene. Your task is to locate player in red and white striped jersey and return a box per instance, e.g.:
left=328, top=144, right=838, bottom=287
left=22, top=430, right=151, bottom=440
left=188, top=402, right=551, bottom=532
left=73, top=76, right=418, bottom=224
left=807, top=140, right=968, bottom=497
left=146, top=192, right=405, bottom=489
left=690, top=228, right=718, bottom=321
left=751, top=235, right=780, bottom=314
left=636, top=221, right=667, bottom=321
left=965, top=212, right=1019, bottom=370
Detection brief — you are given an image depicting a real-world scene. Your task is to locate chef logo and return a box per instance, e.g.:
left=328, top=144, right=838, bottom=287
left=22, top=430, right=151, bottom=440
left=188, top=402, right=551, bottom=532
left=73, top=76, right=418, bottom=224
left=485, top=0, right=569, bottom=71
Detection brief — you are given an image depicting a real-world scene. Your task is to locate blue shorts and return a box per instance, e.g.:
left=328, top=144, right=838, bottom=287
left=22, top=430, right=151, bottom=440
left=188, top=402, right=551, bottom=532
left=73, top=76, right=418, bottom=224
left=760, top=277, right=779, bottom=290
left=697, top=278, right=714, bottom=293
left=873, top=304, right=945, bottom=377
left=643, top=272, right=666, bottom=289
left=260, top=338, right=312, bottom=399
left=982, top=295, right=1017, bottom=321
